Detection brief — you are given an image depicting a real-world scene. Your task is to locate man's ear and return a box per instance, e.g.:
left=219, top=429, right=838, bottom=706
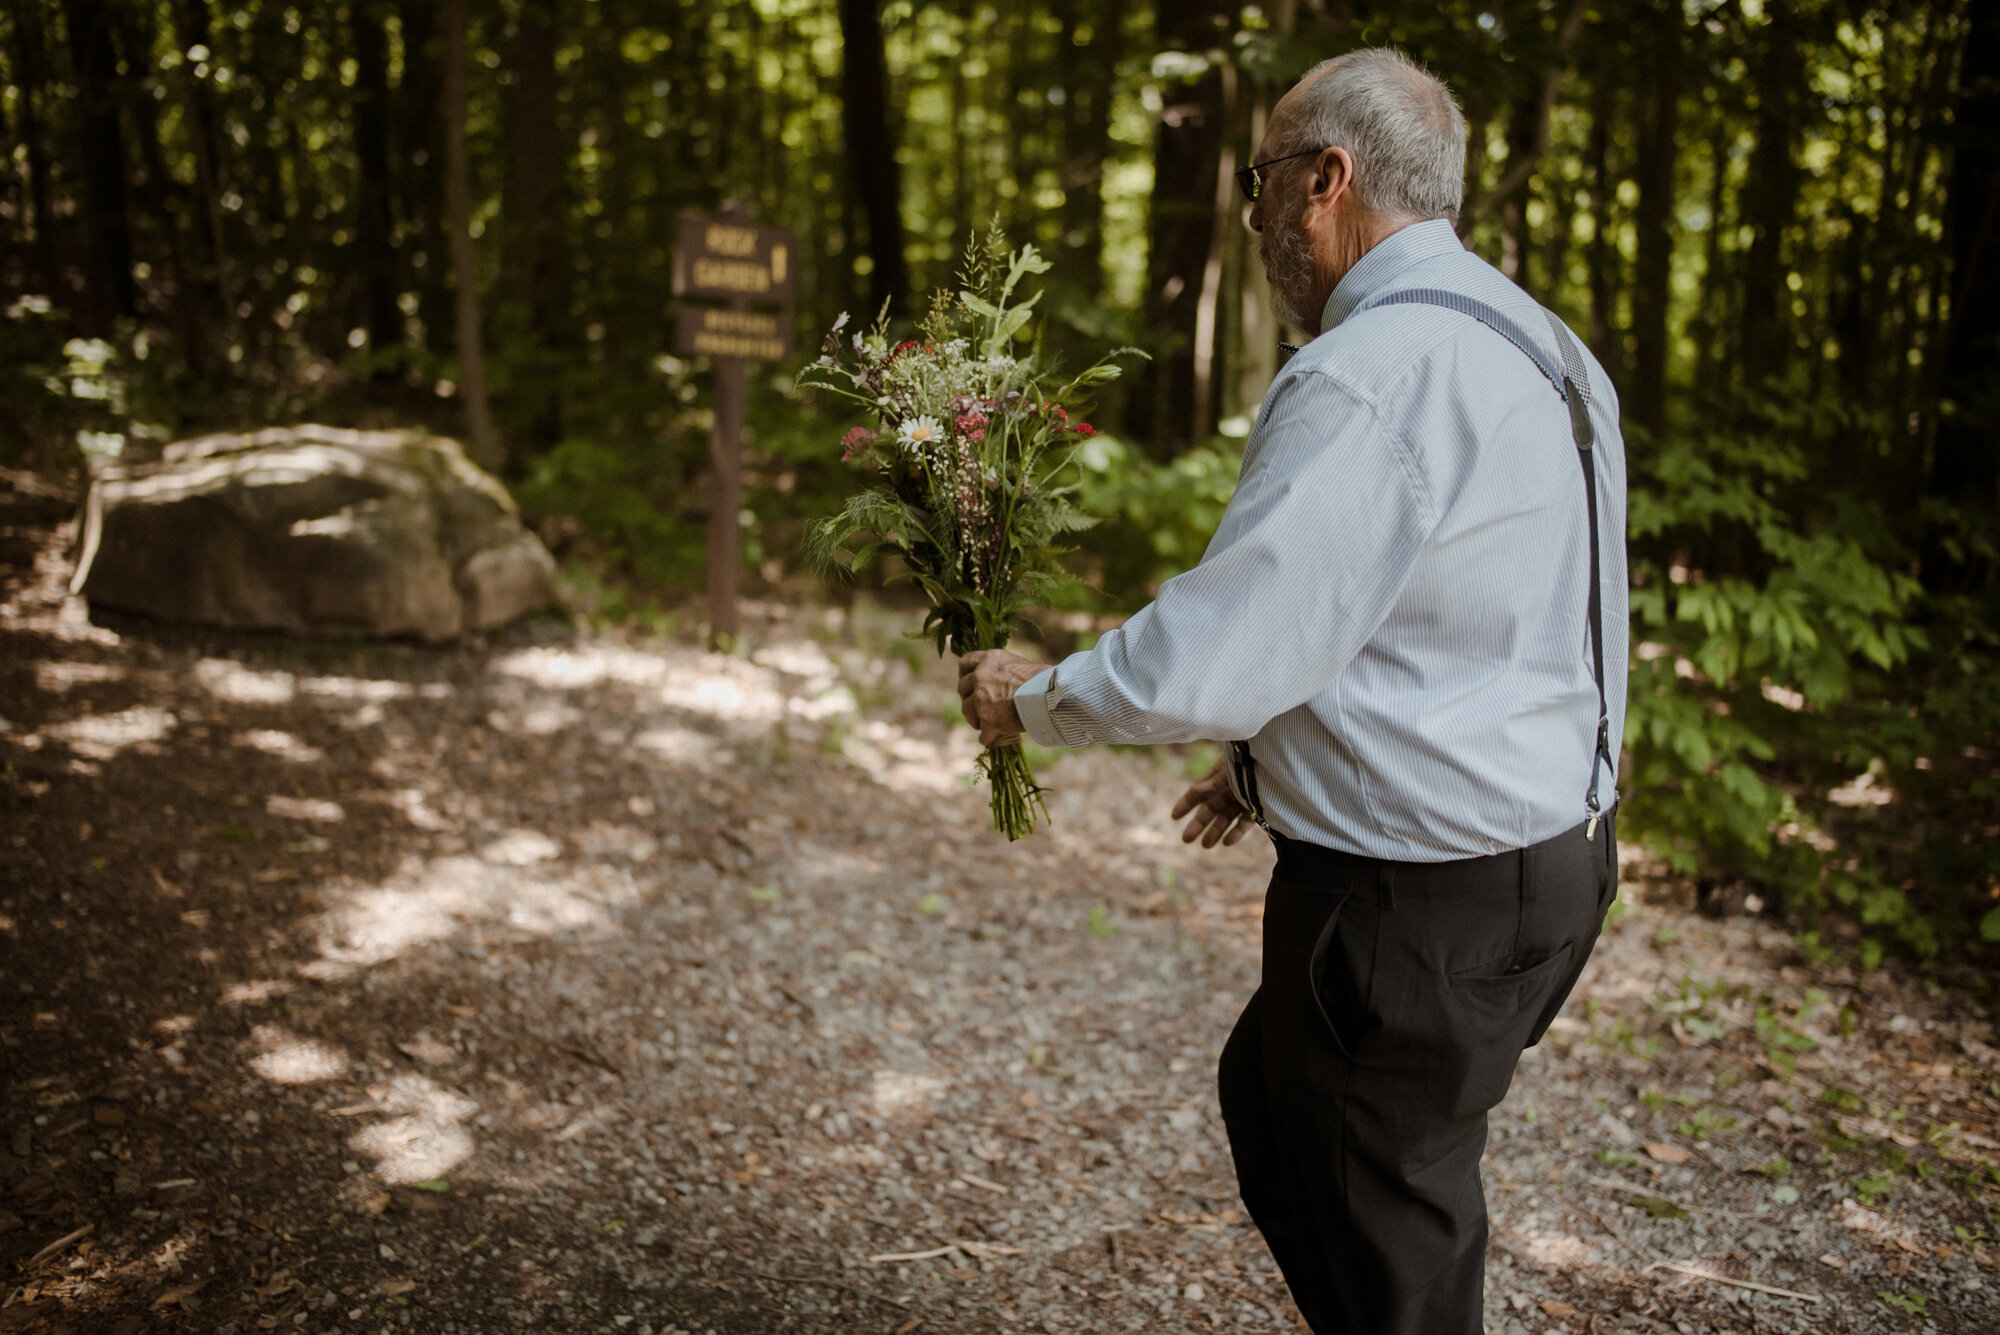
left=1303, top=145, right=1356, bottom=227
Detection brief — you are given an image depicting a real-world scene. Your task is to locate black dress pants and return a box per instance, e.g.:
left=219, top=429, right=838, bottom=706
left=1218, top=816, right=1616, bottom=1335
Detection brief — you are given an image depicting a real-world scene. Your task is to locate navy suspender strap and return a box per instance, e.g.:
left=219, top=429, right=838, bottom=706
left=1372, top=290, right=1615, bottom=837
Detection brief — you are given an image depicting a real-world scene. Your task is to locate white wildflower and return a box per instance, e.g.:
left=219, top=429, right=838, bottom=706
left=831, top=311, right=851, bottom=332
left=896, top=415, right=944, bottom=456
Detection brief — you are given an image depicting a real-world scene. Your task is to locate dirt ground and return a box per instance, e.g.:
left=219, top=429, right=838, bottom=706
left=5, top=475, right=2000, bottom=1335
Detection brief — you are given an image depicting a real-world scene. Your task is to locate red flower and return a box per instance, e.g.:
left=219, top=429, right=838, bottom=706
left=1072, top=422, right=1097, bottom=437
left=840, top=426, right=873, bottom=461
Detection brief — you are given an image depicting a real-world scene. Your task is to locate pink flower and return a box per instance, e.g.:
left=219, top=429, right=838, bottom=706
left=840, top=426, right=873, bottom=462
left=953, top=411, right=988, bottom=443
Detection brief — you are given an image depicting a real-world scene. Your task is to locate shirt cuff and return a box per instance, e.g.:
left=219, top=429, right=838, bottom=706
left=1012, top=667, right=1066, bottom=749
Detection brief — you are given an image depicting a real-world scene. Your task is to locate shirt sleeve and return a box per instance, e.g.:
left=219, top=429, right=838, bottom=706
left=1026, top=370, right=1439, bottom=748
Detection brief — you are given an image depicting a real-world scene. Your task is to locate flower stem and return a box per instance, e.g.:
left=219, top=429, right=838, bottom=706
left=978, top=741, right=1048, bottom=840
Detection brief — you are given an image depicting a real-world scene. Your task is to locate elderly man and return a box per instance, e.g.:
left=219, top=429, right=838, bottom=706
left=958, top=47, right=1629, bottom=1335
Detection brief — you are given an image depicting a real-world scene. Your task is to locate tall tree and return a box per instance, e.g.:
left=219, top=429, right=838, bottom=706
left=397, top=0, right=448, bottom=351
left=10, top=2, right=55, bottom=281
left=1926, top=0, right=2000, bottom=589
left=442, top=0, right=499, bottom=468
left=1053, top=0, right=1125, bottom=298
left=1629, top=1, right=1685, bottom=435
left=1737, top=4, right=1806, bottom=388
left=506, top=0, right=569, bottom=450
left=1132, top=0, right=1231, bottom=457
left=170, top=0, right=235, bottom=330
left=61, top=0, right=136, bottom=324
left=837, top=0, right=908, bottom=317
left=1582, top=78, right=1618, bottom=356
left=351, top=0, right=401, bottom=366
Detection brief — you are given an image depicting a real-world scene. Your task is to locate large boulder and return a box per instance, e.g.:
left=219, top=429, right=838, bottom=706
left=72, top=425, right=558, bottom=642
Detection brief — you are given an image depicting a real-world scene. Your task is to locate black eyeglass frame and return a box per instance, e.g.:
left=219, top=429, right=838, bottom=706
left=1235, top=146, right=1330, bottom=203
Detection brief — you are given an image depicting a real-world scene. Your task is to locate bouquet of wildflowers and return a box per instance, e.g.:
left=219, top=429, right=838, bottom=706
left=798, top=229, right=1135, bottom=839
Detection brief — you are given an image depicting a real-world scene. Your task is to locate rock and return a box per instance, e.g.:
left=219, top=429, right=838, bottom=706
left=73, top=425, right=557, bottom=642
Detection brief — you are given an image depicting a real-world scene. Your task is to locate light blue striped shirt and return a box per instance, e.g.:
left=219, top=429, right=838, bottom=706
left=1014, top=218, right=1628, bottom=861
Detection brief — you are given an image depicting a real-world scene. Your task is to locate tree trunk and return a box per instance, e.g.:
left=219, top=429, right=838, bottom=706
left=506, top=0, right=569, bottom=451
left=1499, top=93, right=1540, bottom=289
left=1191, top=60, right=1240, bottom=445
left=1629, top=2, right=1684, bottom=436
left=1236, top=0, right=1299, bottom=419
left=170, top=0, right=236, bottom=328
left=112, top=1, right=207, bottom=373
left=397, top=0, right=448, bottom=353
left=1926, top=0, right=2000, bottom=589
left=836, top=0, right=908, bottom=317
left=11, top=1, right=55, bottom=280
left=1689, top=117, right=1731, bottom=393
left=1738, top=6, right=1805, bottom=389
left=61, top=0, right=136, bottom=324
left=1584, top=79, right=1616, bottom=357
left=1052, top=0, right=1123, bottom=298
left=442, top=0, right=500, bottom=469
left=352, top=0, right=401, bottom=367
left=1132, top=0, right=1230, bottom=457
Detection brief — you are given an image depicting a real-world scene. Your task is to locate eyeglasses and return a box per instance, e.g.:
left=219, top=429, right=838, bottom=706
left=1235, top=147, right=1328, bottom=203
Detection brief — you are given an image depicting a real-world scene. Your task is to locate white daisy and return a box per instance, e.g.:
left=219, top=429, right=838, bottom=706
left=896, top=415, right=945, bottom=456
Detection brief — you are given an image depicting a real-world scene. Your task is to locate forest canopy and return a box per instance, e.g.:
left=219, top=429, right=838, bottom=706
left=2, top=0, right=1997, bottom=976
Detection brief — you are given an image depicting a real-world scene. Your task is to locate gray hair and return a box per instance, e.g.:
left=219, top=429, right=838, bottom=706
left=1281, top=48, right=1467, bottom=224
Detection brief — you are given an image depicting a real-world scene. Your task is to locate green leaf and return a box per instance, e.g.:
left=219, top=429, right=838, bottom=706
left=216, top=822, right=252, bottom=841
left=408, top=1179, right=451, bottom=1193
left=747, top=884, right=781, bottom=902
left=1981, top=907, right=2000, bottom=943
left=1626, top=1194, right=1691, bottom=1221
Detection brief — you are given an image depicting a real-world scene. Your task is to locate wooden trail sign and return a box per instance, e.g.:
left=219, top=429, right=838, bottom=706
left=674, top=205, right=797, bottom=647
left=673, top=215, right=797, bottom=306
left=673, top=306, right=793, bottom=362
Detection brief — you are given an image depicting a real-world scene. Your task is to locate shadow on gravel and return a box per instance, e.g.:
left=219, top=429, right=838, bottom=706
left=2, top=492, right=1008, bottom=1333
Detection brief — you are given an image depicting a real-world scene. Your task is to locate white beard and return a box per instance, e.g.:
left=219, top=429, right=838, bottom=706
left=1260, top=202, right=1320, bottom=334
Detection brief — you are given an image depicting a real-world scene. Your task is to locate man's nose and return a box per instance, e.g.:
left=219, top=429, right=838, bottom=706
left=1247, top=199, right=1264, bottom=234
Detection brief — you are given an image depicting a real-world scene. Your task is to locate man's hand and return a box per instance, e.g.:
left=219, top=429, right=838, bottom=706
left=1172, top=759, right=1255, bottom=849
left=956, top=649, right=1042, bottom=748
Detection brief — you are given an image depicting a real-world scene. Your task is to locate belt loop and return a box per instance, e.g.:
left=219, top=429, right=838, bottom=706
left=1377, top=865, right=1396, bottom=912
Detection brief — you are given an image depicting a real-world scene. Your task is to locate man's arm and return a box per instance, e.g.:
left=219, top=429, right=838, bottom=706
left=963, top=371, right=1439, bottom=751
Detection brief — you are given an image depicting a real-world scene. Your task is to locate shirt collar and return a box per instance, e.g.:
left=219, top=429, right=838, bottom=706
left=1320, top=218, right=1466, bottom=331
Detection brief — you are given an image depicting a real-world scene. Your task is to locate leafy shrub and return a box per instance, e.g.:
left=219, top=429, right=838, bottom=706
left=1067, top=431, right=1242, bottom=608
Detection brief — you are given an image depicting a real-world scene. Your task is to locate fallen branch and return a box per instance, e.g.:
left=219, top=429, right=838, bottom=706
left=554, top=1041, right=624, bottom=1077
left=1645, top=1261, right=1821, bottom=1304
left=28, top=1223, right=93, bottom=1267
left=748, top=1269, right=911, bottom=1311
left=867, top=1245, right=957, bottom=1263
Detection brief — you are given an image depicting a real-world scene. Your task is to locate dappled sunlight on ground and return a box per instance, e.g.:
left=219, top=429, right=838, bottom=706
left=6, top=483, right=2000, bottom=1333
left=302, top=853, right=643, bottom=976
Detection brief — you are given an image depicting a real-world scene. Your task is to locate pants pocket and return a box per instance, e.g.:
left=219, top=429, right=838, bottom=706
left=1439, top=942, right=1576, bottom=1119
left=1305, top=896, right=1372, bottom=1058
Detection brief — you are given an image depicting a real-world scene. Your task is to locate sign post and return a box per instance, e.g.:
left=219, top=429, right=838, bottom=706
left=673, top=203, right=796, bottom=647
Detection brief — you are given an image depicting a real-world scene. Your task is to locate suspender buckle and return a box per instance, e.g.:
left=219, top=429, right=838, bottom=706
left=1229, top=740, right=1273, bottom=832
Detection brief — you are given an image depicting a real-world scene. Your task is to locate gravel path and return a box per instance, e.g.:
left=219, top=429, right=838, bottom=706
left=4, top=482, right=1999, bottom=1333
